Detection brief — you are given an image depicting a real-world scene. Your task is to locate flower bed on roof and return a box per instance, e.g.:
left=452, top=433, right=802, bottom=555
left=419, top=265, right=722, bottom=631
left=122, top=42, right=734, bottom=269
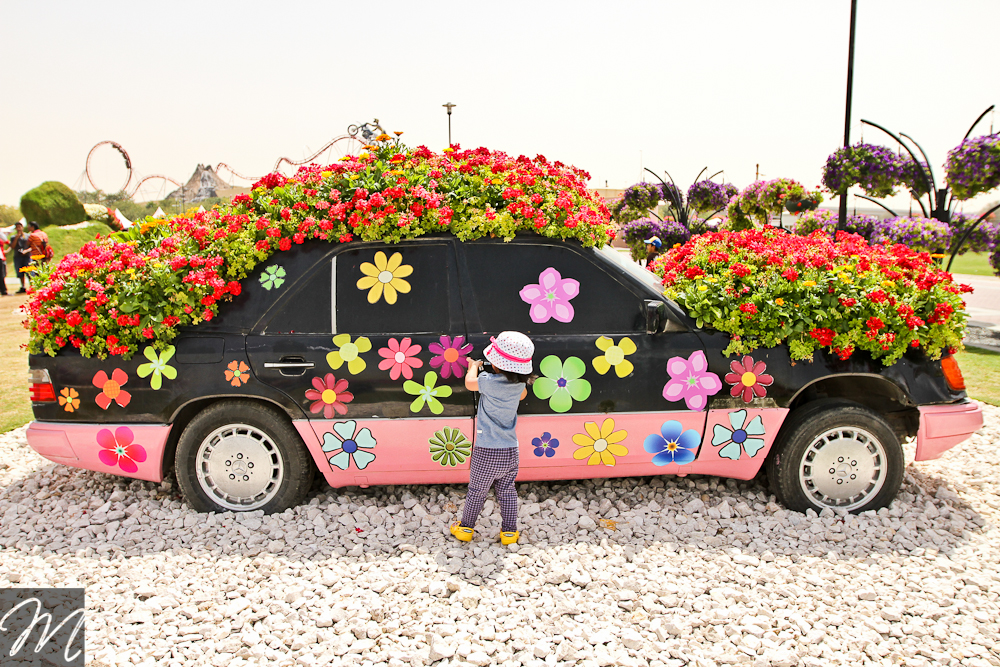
left=649, top=227, right=971, bottom=365
left=26, top=140, right=612, bottom=358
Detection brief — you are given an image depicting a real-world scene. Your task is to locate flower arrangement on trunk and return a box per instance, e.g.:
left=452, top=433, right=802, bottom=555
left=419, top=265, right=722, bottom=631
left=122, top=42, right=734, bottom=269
left=649, top=227, right=970, bottom=365
left=726, top=178, right=820, bottom=231
left=26, top=140, right=612, bottom=358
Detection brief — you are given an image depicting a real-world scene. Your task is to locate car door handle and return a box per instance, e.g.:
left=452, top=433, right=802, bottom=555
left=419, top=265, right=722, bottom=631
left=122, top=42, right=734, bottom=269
left=264, top=357, right=315, bottom=376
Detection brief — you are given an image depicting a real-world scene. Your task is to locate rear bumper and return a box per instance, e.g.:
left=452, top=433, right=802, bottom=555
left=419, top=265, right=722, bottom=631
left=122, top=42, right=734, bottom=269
left=26, top=421, right=171, bottom=483
left=915, top=401, right=983, bottom=461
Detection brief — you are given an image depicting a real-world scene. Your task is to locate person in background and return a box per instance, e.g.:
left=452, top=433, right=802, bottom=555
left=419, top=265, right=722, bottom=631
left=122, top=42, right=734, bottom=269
left=12, top=221, right=30, bottom=292
left=0, top=229, right=8, bottom=296
left=643, top=236, right=663, bottom=267
left=26, top=221, right=50, bottom=279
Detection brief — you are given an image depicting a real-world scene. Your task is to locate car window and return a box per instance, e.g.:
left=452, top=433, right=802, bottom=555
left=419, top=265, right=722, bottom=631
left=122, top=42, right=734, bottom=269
left=594, top=245, right=665, bottom=293
left=463, top=242, right=645, bottom=334
left=263, top=260, right=333, bottom=334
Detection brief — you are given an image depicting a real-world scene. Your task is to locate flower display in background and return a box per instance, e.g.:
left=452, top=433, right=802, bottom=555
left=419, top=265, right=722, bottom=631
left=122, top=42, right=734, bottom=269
left=618, top=218, right=691, bottom=261
left=711, top=409, right=767, bottom=460
left=429, top=427, right=472, bottom=466
left=259, top=265, right=286, bottom=291
left=822, top=143, right=909, bottom=198
left=643, top=420, right=701, bottom=466
left=93, top=369, right=131, bottom=409
left=662, top=350, right=723, bottom=410
left=724, top=356, right=773, bottom=403
left=948, top=213, right=1000, bottom=255
left=357, top=251, right=412, bottom=305
left=945, top=133, right=1000, bottom=200
left=592, top=336, right=636, bottom=378
left=97, top=426, right=147, bottom=473
left=322, top=420, right=376, bottom=470
left=305, top=374, right=354, bottom=418
left=687, top=180, right=738, bottom=215
left=428, top=335, right=472, bottom=379
left=726, top=178, right=810, bottom=230
left=136, top=345, right=177, bottom=390
left=870, top=217, right=953, bottom=254
left=533, top=355, right=592, bottom=413
left=532, top=432, right=560, bottom=458
left=572, top=418, right=628, bottom=466
left=403, top=371, right=453, bottom=414
left=327, top=334, right=372, bottom=375
left=377, top=337, right=423, bottom=380
left=225, top=360, right=251, bottom=387
left=519, top=268, right=580, bottom=324
left=58, top=387, right=80, bottom=412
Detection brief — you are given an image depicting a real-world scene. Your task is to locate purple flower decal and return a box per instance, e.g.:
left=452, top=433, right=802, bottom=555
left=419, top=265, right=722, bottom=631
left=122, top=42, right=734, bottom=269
left=428, top=335, right=473, bottom=379
left=519, top=267, right=580, bottom=324
left=662, top=350, right=722, bottom=411
left=532, top=432, right=559, bottom=458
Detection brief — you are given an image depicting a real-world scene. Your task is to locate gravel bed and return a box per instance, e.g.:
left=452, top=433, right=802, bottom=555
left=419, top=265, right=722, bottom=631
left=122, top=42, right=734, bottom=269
left=1, top=408, right=1000, bottom=667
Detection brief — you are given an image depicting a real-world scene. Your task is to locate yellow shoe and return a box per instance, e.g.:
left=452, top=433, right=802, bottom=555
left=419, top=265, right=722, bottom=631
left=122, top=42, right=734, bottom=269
left=500, top=530, right=519, bottom=545
left=450, top=523, right=474, bottom=542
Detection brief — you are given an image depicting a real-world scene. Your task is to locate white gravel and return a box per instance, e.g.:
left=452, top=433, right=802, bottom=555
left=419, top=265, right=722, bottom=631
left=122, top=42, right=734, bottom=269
left=2, top=407, right=1000, bottom=667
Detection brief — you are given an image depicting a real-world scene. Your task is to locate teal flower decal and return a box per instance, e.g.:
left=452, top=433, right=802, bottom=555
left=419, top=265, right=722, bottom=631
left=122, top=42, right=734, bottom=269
left=429, top=428, right=472, bottom=466
left=322, top=420, right=376, bottom=470
left=533, top=355, right=592, bottom=413
left=260, top=265, right=286, bottom=291
left=711, top=409, right=766, bottom=460
left=136, top=345, right=177, bottom=390
left=403, top=371, right=453, bottom=414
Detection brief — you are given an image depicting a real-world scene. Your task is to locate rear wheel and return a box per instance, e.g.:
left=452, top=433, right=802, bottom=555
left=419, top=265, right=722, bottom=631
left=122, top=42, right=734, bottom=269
left=766, top=401, right=904, bottom=513
left=175, top=401, right=314, bottom=513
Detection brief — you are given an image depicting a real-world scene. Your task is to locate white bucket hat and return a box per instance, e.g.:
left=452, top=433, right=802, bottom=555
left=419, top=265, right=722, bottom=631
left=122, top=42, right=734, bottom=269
left=484, top=331, right=534, bottom=375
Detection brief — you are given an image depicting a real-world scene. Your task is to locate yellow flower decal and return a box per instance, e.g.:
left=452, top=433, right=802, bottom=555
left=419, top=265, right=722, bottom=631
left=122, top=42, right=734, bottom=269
left=573, top=418, right=629, bottom=466
left=592, top=336, right=636, bottom=378
left=327, top=334, right=372, bottom=375
left=357, top=251, right=412, bottom=305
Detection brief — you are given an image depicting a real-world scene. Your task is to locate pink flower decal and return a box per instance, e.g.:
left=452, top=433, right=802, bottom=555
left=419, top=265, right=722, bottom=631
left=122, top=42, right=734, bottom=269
left=97, top=426, right=147, bottom=473
left=662, top=350, right=723, bottom=411
left=93, top=369, right=131, bottom=409
left=428, top=335, right=473, bottom=379
left=378, top=337, right=424, bottom=380
left=519, top=267, right=580, bottom=323
left=305, top=374, right=354, bottom=418
left=724, top=356, right=774, bottom=403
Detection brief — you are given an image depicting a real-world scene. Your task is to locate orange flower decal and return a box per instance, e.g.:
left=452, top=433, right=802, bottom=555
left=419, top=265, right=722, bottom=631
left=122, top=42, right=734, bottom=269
left=225, top=360, right=251, bottom=387
left=58, top=387, right=80, bottom=412
left=93, top=369, right=131, bottom=409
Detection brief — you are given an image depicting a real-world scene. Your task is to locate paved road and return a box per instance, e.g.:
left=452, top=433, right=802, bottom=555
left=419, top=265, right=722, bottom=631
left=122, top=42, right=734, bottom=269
left=954, top=273, right=1000, bottom=329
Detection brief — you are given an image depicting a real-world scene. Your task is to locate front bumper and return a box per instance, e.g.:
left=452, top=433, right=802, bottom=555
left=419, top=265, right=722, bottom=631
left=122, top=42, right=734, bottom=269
left=915, top=401, right=983, bottom=461
left=26, top=421, right=171, bottom=483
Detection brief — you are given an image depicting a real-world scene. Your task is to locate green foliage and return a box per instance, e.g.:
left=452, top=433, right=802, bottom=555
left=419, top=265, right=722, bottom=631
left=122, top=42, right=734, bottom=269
left=20, top=182, right=87, bottom=227
left=46, top=223, right=115, bottom=264
left=0, top=205, right=21, bottom=227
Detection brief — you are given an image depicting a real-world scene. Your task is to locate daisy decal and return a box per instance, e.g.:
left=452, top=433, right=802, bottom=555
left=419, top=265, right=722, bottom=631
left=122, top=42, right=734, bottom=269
left=93, top=369, right=131, bottom=409
left=532, top=432, right=560, bottom=458
left=377, top=337, right=423, bottom=380
left=712, top=409, right=767, bottom=460
left=428, top=335, right=473, bottom=379
left=519, top=267, right=580, bottom=323
left=643, top=420, right=701, bottom=466
left=533, top=355, right=592, bottom=413
left=97, top=426, right=147, bottom=473
left=662, top=350, right=723, bottom=411
left=305, top=374, right=354, bottom=418
left=724, top=355, right=774, bottom=403
left=429, top=427, right=472, bottom=467
left=403, top=371, right=453, bottom=415
left=356, top=251, right=412, bottom=305
left=572, top=418, right=628, bottom=466
left=327, top=334, right=372, bottom=375
left=58, top=387, right=80, bottom=413
left=322, top=420, right=376, bottom=470
left=592, top=336, right=636, bottom=378
left=136, top=345, right=177, bottom=391
left=225, top=361, right=251, bottom=387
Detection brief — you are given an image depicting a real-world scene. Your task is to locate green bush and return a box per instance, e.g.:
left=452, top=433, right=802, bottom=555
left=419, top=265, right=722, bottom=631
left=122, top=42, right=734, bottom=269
left=20, top=182, right=87, bottom=228
left=0, top=204, right=21, bottom=227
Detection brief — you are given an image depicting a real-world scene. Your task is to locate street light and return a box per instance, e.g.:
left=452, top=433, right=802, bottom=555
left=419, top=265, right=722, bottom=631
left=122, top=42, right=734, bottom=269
left=838, top=0, right=859, bottom=230
left=442, top=102, right=456, bottom=146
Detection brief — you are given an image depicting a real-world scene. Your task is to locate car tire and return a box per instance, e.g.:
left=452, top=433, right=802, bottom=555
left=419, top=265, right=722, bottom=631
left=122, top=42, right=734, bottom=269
left=175, top=400, right=315, bottom=513
left=766, top=400, right=904, bottom=514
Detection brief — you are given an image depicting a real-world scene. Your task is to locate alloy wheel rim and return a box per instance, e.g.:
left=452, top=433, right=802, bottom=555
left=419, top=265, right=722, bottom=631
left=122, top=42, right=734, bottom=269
left=195, top=424, right=283, bottom=511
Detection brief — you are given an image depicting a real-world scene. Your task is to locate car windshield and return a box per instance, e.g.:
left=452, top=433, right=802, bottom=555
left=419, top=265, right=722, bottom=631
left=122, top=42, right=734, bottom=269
left=593, top=245, right=665, bottom=293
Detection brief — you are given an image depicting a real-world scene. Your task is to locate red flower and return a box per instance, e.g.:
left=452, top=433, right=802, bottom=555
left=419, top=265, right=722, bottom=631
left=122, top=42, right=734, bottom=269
left=781, top=268, right=799, bottom=281
left=724, top=355, right=773, bottom=403
left=731, top=263, right=751, bottom=277
left=739, top=303, right=757, bottom=315
left=809, top=328, right=835, bottom=346
left=866, top=317, right=884, bottom=332
left=228, top=281, right=242, bottom=296
left=82, top=323, right=96, bottom=337
left=305, top=374, right=354, bottom=418
left=278, top=238, right=292, bottom=251
left=838, top=297, right=856, bottom=308
left=685, top=266, right=704, bottom=279
left=93, top=369, right=131, bottom=409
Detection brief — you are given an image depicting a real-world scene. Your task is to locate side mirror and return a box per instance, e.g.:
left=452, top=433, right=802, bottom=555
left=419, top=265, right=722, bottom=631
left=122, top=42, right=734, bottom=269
left=645, top=299, right=665, bottom=334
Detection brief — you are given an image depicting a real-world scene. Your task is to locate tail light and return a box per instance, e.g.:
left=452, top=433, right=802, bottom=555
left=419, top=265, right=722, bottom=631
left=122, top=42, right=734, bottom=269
left=941, top=355, right=966, bottom=391
left=29, top=368, right=56, bottom=402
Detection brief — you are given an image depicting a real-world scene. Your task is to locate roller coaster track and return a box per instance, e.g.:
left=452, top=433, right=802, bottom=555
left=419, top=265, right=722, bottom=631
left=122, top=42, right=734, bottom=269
left=129, top=175, right=183, bottom=198
left=86, top=140, right=132, bottom=193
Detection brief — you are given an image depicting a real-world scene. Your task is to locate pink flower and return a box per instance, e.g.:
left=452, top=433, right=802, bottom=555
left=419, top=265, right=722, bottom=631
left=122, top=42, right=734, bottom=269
left=662, top=350, right=723, bottom=411
left=304, top=374, right=354, bottom=418
left=378, top=337, right=424, bottom=380
left=97, top=426, right=147, bottom=473
left=519, top=267, right=580, bottom=323
left=428, top=335, right=473, bottom=379
left=724, top=356, right=774, bottom=403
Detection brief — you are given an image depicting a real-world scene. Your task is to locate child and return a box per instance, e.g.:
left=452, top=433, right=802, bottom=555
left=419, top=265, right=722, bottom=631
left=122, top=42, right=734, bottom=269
left=451, top=331, right=535, bottom=545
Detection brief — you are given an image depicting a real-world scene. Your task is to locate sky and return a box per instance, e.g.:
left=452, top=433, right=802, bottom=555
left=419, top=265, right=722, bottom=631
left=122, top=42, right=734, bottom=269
left=2, top=0, right=999, bottom=215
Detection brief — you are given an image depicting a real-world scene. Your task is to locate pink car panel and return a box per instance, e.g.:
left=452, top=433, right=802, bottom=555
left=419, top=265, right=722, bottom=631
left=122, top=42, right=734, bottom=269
left=915, top=402, right=983, bottom=461
left=26, top=421, right=171, bottom=483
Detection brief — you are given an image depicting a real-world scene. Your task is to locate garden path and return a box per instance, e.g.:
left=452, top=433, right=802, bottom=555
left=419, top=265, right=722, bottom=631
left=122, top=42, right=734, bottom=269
left=955, top=273, right=1000, bottom=329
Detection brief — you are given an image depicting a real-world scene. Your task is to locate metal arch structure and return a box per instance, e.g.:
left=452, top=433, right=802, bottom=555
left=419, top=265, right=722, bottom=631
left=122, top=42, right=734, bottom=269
left=86, top=140, right=133, bottom=193
left=272, top=119, right=385, bottom=173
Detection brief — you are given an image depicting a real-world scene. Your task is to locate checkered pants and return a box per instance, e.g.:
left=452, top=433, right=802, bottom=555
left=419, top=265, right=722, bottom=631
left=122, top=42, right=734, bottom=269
left=460, top=446, right=519, bottom=532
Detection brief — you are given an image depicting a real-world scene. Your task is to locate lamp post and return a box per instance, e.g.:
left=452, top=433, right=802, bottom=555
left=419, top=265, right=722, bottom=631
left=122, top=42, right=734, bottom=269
left=442, top=102, right=456, bottom=146
left=838, top=0, right=859, bottom=231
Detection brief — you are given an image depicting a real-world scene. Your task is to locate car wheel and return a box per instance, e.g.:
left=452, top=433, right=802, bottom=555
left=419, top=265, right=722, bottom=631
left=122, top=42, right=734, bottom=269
left=766, top=401, right=904, bottom=514
left=175, top=400, right=315, bottom=513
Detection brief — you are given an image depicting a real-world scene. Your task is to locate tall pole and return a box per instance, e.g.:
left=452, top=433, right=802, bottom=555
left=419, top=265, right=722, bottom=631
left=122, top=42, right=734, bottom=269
left=838, top=0, right=858, bottom=231
left=442, top=102, right=456, bottom=146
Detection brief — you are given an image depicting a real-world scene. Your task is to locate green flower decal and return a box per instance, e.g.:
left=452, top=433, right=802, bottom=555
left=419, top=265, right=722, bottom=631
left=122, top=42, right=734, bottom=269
left=260, top=265, right=286, bottom=291
left=533, top=355, right=592, bottom=413
left=403, top=371, right=453, bottom=415
left=429, top=427, right=472, bottom=467
left=136, top=345, right=177, bottom=391
left=327, top=333, right=371, bottom=375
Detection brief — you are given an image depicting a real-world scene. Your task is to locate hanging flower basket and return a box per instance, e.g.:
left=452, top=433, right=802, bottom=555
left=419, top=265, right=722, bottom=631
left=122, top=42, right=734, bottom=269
left=945, top=133, right=1000, bottom=200
left=822, top=143, right=909, bottom=198
left=784, top=191, right=823, bottom=214
left=687, top=180, right=738, bottom=215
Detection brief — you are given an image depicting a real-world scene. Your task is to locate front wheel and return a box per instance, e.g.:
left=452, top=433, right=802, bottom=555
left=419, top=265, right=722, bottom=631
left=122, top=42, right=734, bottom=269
left=766, top=401, right=904, bottom=513
left=175, top=401, right=314, bottom=513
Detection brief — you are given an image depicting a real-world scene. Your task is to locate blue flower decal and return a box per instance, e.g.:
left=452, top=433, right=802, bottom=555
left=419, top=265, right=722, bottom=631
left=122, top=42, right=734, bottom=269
left=711, top=410, right=766, bottom=460
left=643, top=420, right=701, bottom=466
left=532, top=432, right=559, bottom=458
left=322, top=420, right=376, bottom=470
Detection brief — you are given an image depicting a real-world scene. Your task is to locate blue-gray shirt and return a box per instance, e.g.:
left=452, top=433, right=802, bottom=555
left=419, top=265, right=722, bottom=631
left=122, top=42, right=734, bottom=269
left=475, top=372, right=525, bottom=449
